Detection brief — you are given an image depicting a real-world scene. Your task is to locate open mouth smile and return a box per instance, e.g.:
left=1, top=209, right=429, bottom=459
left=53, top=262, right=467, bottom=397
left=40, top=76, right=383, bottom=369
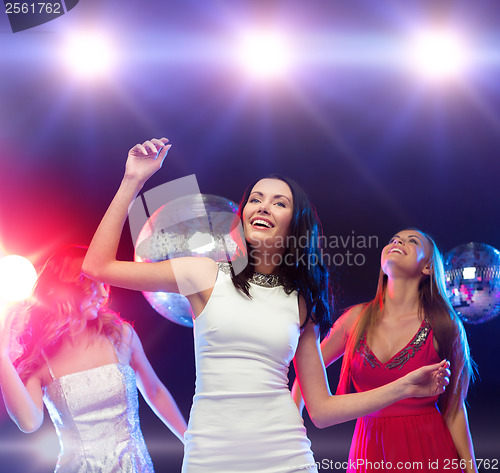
left=251, top=218, right=275, bottom=229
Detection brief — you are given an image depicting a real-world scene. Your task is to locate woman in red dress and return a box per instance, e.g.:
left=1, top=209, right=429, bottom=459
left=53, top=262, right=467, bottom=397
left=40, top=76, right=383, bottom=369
left=293, top=229, right=477, bottom=473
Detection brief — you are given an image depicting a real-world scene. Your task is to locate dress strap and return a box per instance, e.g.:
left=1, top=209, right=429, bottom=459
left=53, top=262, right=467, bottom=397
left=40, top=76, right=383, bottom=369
left=42, top=352, right=57, bottom=381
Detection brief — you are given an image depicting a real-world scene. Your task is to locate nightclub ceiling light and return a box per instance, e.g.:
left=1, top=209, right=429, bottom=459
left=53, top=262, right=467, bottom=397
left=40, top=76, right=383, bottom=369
left=63, top=32, right=114, bottom=79
left=410, top=30, right=467, bottom=81
left=0, top=255, right=37, bottom=302
left=238, top=30, right=291, bottom=80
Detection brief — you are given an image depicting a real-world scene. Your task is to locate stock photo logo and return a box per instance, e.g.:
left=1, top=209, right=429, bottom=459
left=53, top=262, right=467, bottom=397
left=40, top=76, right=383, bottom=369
left=3, top=0, right=79, bottom=32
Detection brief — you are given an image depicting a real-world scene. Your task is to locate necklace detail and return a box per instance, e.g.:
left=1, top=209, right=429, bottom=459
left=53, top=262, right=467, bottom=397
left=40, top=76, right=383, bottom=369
left=217, top=262, right=283, bottom=287
left=249, top=272, right=282, bottom=288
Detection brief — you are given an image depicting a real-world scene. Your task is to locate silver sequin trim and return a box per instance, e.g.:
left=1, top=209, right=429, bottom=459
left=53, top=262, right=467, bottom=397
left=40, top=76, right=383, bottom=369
left=217, top=262, right=232, bottom=275
left=248, top=272, right=282, bottom=287
left=360, top=319, right=431, bottom=370
left=386, top=321, right=431, bottom=370
left=217, top=262, right=283, bottom=287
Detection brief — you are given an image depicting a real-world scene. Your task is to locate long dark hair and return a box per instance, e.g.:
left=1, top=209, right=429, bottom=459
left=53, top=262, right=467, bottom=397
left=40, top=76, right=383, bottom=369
left=337, top=229, right=475, bottom=418
left=14, top=245, right=124, bottom=381
left=231, top=175, right=333, bottom=338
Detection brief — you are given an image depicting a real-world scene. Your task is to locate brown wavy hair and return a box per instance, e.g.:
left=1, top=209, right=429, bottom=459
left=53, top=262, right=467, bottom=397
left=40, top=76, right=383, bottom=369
left=337, top=229, right=475, bottom=418
left=14, top=245, right=124, bottom=382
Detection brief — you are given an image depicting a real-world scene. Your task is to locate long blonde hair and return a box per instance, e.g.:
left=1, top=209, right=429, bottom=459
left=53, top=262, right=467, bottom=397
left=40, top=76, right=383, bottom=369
left=14, top=245, right=124, bottom=382
left=337, top=230, right=475, bottom=418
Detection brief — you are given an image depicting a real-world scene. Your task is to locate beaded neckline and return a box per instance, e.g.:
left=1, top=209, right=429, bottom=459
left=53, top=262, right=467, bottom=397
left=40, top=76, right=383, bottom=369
left=248, top=271, right=282, bottom=288
left=217, top=262, right=283, bottom=288
left=359, top=319, right=431, bottom=370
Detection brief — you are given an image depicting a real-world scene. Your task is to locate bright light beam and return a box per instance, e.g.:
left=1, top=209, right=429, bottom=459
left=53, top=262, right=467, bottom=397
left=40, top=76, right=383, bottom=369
left=62, top=32, right=115, bottom=79
left=237, top=30, right=291, bottom=80
left=0, top=255, right=37, bottom=302
left=410, top=30, right=468, bottom=81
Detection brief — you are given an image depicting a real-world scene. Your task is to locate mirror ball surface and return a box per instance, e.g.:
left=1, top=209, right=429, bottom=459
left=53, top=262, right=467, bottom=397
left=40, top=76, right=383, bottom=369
left=134, top=194, right=247, bottom=327
left=444, top=242, right=500, bottom=324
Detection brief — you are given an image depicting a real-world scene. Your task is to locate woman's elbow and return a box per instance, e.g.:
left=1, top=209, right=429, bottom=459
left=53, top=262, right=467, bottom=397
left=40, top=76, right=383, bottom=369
left=16, top=415, right=43, bottom=434
left=81, top=258, right=105, bottom=281
left=306, top=406, right=329, bottom=429
left=81, top=258, right=95, bottom=279
left=311, top=416, right=329, bottom=429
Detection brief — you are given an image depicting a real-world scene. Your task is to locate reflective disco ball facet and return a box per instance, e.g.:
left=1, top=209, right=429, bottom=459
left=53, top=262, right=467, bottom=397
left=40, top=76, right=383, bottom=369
left=134, top=193, right=247, bottom=327
left=444, top=242, right=500, bottom=324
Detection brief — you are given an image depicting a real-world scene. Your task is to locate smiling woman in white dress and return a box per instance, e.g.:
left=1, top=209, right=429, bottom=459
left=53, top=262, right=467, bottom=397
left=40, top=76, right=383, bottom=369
left=82, top=137, right=451, bottom=473
left=0, top=245, right=187, bottom=472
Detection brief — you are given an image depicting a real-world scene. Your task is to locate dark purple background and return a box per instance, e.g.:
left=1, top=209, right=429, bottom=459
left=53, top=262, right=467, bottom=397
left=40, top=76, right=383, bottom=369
left=1, top=1, right=498, bottom=471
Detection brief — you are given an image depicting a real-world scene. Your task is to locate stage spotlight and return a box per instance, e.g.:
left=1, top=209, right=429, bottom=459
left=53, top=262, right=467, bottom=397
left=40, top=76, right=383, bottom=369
left=0, top=255, right=37, bottom=302
left=237, top=30, right=291, bottom=80
left=410, top=30, right=468, bottom=81
left=62, top=32, right=114, bottom=79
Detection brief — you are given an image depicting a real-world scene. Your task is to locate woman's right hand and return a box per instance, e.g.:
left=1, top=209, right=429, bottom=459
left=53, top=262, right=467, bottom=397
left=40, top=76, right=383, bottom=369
left=124, top=137, right=171, bottom=184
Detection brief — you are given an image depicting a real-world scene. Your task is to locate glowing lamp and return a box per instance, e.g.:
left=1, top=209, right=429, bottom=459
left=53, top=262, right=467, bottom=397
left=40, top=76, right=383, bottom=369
left=0, top=255, right=37, bottom=302
left=411, top=30, right=467, bottom=80
left=238, top=30, right=290, bottom=79
left=63, top=33, right=114, bottom=79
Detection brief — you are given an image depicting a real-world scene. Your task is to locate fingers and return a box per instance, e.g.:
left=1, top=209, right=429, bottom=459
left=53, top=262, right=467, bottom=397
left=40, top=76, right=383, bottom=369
left=147, top=138, right=169, bottom=153
left=438, top=359, right=450, bottom=369
left=434, top=360, right=451, bottom=394
left=131, top=138, right=171, bottom=157
left=425, top=359, right=450, bottom=375
left=438, top=370, right=450, bottom=387
left=143, top=140, right=159, bottom=155
left=130, top=143, right=148, bottom=156
left=437, top=359, right=451, bottom=381
left=148, top=138, right=171, bottom=164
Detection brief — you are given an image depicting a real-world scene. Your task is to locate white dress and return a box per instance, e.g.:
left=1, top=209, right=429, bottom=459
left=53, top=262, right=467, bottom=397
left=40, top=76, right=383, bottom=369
left=182, top=264, right=317, bottom=472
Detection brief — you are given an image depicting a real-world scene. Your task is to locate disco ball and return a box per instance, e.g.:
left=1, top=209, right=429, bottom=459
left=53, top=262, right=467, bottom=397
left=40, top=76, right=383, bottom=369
left=444, top=242, right=500, bottom=324
left=134, top=193, right=247, bottom=327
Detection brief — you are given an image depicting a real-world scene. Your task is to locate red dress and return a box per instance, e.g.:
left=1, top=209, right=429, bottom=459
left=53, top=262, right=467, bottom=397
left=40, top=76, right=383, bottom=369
left=347, top=320, right=463, bottom=473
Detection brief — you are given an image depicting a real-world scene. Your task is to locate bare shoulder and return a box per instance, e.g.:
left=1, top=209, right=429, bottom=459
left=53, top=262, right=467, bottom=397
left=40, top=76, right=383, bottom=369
left=338, top=303, right=365, bottom=331
left=171, top=256, right=218, bottom=294
left=120, top=322, right=136, bottom=344
left=114, top=322, right=139, bottom=363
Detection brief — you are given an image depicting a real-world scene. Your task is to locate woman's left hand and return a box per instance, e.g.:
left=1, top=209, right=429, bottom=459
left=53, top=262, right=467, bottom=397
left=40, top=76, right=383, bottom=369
left=404, top=359, right=451, bottom=397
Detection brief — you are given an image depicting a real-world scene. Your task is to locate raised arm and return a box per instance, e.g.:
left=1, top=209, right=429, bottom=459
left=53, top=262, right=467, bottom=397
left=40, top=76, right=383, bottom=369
left=82, top=138, right=214, bottom=298
left=445, top=403, right=478, bottom=473
left=126, top=325, right=187, bottom=443
left=291, top=304, right=363, bottom=412
left=293, top=298, right=449, bottom=429
left=0, top=314, right=44, bottom=433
